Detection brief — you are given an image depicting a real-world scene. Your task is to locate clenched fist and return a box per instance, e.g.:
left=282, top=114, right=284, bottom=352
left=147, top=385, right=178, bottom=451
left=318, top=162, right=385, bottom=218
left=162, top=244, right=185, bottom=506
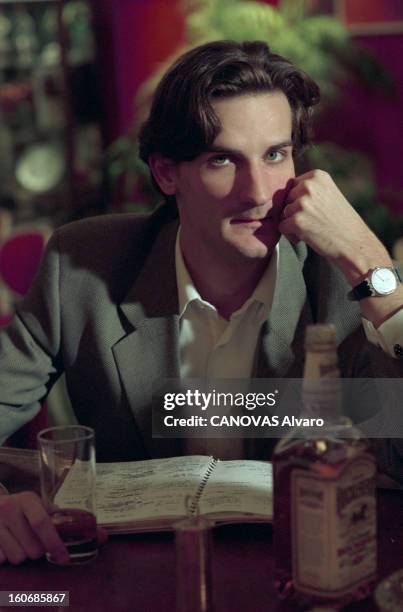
left=279, top=169, right=391, bottom=284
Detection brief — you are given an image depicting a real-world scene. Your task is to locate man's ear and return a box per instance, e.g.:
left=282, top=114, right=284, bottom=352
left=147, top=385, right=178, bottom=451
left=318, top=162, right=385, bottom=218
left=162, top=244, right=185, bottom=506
left=148, top=154, right=177, bottom=195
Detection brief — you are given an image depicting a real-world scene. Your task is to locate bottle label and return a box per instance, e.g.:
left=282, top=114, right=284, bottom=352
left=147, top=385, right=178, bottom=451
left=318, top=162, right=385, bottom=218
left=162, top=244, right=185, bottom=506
left=304, top=351, right=339, bottom=379
left=291, top=454, right=377, bottom=598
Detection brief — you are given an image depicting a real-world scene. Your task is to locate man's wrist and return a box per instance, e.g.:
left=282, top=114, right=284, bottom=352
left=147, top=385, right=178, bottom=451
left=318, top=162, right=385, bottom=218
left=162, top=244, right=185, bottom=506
left=359, top=284, right=403, bottom=329
left=335, top=246, right=393, bottom=286
left=332, top=241, right=403, bottom=327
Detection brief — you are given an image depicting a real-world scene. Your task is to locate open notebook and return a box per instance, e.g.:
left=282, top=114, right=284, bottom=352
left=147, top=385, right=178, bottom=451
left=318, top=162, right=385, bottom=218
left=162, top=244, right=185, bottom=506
left=55, top=455, right=273, bottom=534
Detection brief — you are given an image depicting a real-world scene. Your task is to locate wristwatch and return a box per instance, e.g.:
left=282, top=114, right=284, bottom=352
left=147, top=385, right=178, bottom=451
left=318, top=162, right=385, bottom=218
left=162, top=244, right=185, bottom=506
left=347, top=267, right=402, bottom=301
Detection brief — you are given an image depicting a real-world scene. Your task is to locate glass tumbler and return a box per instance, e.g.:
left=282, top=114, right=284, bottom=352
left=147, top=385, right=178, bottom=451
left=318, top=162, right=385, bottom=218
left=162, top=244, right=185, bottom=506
left=37, top=425, right=98, bottom=564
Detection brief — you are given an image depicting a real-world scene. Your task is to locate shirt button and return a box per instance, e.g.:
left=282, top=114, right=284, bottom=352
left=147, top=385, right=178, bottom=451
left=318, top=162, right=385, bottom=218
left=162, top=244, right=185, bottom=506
left=394, top=343, right=403, bottom=358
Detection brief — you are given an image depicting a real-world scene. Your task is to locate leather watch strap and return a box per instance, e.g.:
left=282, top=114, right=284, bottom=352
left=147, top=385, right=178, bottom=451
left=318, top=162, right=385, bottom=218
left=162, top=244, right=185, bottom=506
left=347, top=280, right=373, bottom=301
left=347, top=267, right=402, bottom=302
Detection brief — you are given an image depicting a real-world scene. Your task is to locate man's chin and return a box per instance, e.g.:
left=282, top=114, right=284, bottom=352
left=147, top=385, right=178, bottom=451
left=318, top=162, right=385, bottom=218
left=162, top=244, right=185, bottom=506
left=230, top=235, right=277, bottom=261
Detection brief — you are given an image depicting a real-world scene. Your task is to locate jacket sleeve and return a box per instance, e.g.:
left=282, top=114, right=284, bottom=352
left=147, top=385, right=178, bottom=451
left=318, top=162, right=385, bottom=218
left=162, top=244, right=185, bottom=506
left=0, top=230, right=63, bottom=443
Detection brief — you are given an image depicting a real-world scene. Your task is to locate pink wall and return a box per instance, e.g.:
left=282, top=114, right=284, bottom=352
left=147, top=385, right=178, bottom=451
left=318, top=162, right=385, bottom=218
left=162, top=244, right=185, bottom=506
left=316, top=33, right=403, bottom=213
left=342, top=0, right=403, bottom=24
left=91, top=0, right=185, bottom=143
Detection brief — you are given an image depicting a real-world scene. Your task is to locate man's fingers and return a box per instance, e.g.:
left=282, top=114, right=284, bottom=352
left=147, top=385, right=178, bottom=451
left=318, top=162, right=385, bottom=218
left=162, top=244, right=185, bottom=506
left=3, top=505, right=45, bottom=561
left=285, top=170, right=329, bottom=206
left=0, top=492, right=68, bottom=564
left=284, top=176, right=311, bottom=205
left=0, top=495, right=40, bottom=563
left=281, top=199, right=307, bottom=221
left=281, top=203, right=294, bottom=219
left=278, top=215, right=302, bottom=244
left=0, top=526, right=27, bottom=565
left=0, top=492, right=105, bottom=565
left=18, top=493, right=70, bottom=564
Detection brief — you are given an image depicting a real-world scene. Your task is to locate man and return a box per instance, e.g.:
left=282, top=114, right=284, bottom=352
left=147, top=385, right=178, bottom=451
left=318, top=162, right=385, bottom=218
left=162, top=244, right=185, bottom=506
left=0, top=40, right=402, bottom=564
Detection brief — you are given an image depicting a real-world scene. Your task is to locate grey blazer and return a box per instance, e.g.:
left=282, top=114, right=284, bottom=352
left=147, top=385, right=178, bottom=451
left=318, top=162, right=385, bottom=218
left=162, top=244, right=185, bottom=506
left=0, top=208, right=402, bottom=479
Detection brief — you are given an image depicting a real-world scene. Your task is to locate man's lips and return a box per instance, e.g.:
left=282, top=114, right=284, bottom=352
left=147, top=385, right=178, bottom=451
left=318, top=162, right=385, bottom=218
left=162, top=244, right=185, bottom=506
left=230, top=216, right=279, bottom=237
left=230, top=217, right=272, bottom=226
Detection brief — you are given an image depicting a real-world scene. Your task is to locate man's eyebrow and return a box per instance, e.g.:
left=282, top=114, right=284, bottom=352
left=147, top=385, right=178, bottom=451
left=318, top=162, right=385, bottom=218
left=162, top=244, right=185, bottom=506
left=205, top=141, right=293, bottom=156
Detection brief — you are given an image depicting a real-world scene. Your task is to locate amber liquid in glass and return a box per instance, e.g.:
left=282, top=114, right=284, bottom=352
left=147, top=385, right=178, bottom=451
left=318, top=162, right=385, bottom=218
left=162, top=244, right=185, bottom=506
left=49, top=508, right=98, bottom=564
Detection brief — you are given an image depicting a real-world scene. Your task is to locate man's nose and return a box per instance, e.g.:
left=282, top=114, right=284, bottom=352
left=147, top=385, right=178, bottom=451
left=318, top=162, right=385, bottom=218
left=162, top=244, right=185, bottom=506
left=239, top=163, right=271, bottom=208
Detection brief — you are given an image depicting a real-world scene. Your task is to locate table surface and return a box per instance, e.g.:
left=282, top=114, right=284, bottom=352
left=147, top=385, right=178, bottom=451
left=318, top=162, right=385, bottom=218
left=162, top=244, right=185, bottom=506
left=0, top=448, right=402, bottom=612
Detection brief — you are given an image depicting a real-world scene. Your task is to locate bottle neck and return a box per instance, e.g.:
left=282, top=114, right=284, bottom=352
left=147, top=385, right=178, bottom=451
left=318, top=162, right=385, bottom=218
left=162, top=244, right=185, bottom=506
left=302, top=347, right=342, bottom=421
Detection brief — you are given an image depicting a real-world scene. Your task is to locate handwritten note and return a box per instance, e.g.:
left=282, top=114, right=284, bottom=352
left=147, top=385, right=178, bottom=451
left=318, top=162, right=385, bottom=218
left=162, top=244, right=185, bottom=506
left=95, top=456, right=211, bottom=523
left=53, top=455, right=273, bottom=531
left=199, top=460, right=272, bottom=518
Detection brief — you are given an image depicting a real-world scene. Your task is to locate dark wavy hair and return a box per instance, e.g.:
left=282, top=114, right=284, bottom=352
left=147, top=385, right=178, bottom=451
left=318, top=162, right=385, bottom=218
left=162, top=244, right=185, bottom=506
left=138, top=40, right=320, bottom=199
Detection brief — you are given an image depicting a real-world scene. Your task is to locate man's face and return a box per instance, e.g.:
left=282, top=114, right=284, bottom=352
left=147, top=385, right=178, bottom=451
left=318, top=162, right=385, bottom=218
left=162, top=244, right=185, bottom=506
left=172, top=91, right=295, bottom=265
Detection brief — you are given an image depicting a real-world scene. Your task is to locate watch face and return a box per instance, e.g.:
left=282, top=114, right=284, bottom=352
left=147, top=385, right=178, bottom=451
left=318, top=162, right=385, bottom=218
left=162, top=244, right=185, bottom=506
left=371, top=268, right=397, bottom=295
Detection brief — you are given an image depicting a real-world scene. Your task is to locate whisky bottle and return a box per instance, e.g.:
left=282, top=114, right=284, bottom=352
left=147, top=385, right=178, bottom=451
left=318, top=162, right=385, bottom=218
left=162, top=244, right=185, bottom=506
left=273, top=324, right=377, bottom=608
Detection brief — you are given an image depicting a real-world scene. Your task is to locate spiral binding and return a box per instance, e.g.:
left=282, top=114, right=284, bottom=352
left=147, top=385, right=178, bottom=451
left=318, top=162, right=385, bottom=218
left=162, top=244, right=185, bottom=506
left=189, top=457, right=218, bottom=516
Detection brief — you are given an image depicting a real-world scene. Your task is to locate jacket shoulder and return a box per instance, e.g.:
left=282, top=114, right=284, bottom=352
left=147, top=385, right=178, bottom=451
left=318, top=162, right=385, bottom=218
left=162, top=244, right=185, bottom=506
left=54, top=207, right=175, bottom=267
left=56, top=213, right=153, bottom=255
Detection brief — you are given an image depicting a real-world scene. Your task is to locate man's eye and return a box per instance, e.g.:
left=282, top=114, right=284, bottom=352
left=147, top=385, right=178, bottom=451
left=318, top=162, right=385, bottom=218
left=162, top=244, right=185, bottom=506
left=210, top=156, right=230, bottom=167
left=266, top=151, right=284, bottom=162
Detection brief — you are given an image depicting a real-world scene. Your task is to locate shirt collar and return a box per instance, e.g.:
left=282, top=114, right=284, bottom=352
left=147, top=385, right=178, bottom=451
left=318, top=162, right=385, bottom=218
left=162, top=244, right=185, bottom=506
left=175, top=227, right=279, bottom=319
left=175, top=228, right=203, bottom=317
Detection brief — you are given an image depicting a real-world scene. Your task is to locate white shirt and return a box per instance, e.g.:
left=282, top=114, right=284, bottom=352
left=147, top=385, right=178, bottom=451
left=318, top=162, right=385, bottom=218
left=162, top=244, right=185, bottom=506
left=362, top=311, right=403, bottom=358
left=176, top=231, right=278, bottom=380
left=175, top=230, right=278, bottom=459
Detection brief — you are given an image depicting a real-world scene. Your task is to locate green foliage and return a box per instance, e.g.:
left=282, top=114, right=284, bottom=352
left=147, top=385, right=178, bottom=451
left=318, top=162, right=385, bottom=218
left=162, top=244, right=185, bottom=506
left=168, top=0, right=351, bottom=99
left=108, top=0, right=397, bottom=248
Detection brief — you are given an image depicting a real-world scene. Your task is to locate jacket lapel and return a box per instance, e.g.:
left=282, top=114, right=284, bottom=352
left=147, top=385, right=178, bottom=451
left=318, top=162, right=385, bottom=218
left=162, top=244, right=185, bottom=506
left=256, top=237, right=313, bottom=378
left=112, top=219, right=182, bottom=457
left=248, top=238, right=313, bottom=459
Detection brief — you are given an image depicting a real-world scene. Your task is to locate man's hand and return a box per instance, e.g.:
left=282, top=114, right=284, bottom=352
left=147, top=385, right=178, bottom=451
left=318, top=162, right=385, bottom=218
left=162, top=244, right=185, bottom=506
left=0, top=492, right=69, bottom=564
left=0, top=491, right=107, bottom=565
left=279, top=169, right=392, bottom=284
left=279, top=169, right=403, bottom=327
